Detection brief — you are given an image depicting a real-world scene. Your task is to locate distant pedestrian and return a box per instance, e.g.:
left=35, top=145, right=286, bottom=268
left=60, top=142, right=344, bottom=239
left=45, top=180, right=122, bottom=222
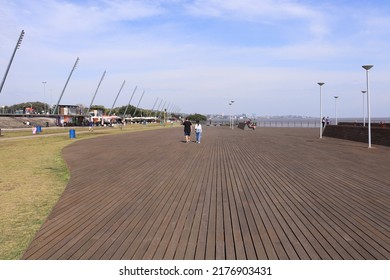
left=182, top=118, right=192, bottom=143
left=195, top=120, right=202, bottom=143
left=88, top=121, right=94, bottom=132
left=322, top=117, right=326, bottom=127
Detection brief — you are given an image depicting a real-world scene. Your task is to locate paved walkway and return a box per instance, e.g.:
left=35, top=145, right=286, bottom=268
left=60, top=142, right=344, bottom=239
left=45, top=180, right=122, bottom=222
left=22, top=126, right=390, bottom=259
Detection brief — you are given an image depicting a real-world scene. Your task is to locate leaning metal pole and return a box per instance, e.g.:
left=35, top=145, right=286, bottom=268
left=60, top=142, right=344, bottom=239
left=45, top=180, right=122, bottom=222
left=155, top=99, right=163, bottom=117
left=86, top=70, right=106, bottom=114
left=167, top=103, right=174, bottom=115
left=133, top=90, right=145, bottom=117
left=108, top=80, right=126, bottom=116
left=53, top=57, right=79, bottom=115
left=122, top=85, right=137, bottom=118
left=158, top=100, right=167, bottom=118
left=0, top=30, right=25, bottom=95
left=148, top=97, right=159, bottom=117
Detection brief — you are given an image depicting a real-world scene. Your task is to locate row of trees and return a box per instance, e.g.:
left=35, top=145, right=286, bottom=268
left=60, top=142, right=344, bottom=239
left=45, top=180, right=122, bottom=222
left=1, top=102, right=49, bottom=114
left=0, top=102, right=208, bottom=122
left=89, top=105, right=169, bottom=118
left=0, top=102, right=176, bottom=118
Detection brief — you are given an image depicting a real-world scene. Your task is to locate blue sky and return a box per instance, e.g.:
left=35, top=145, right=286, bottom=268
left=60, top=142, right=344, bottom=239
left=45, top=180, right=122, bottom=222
left=1, top=0, right=390, bottom=117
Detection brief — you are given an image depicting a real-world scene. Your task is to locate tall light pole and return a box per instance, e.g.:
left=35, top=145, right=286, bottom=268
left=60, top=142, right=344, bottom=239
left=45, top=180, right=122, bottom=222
left=229, top=100, right=234, bottom=129
left=361, top=90, right=366, bottom=126
left=133, top=90, right=145, bottom=117
left=362, top=65, right=373, bottom=148
left=0, top=30, right=25, bottom=95
left=334, top=96, right=339, bottom=125
left=148, top=97, right=158, bottom=117
left=42, top=81, right=47, bottom=113
left=108, top=80, right=126, bottom=116
left=155, top=99, right=163, bottom=118
left=317, top=82, right=325, bottom=138
left=87, top=70, right=106, bottom=115
left=123, top=85, right=137, bottom=118
left=53, top=57, right=79, bottom=115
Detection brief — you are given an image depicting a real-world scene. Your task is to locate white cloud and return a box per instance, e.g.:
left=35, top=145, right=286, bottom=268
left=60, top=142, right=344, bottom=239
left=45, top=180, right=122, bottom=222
left=187, top=0, right=315, bottom=19
left=186, top=0, right=329, bottom=38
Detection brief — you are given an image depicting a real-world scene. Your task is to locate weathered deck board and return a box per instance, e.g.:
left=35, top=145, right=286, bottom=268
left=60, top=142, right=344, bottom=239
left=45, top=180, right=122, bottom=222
left=22, top=126, right=390, bottom=260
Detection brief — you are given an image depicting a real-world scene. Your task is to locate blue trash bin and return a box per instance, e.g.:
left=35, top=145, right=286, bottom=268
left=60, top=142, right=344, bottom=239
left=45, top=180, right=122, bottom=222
left=36, top=126, right=42, bottom=133
left=69, top=129, right=76, bottom=139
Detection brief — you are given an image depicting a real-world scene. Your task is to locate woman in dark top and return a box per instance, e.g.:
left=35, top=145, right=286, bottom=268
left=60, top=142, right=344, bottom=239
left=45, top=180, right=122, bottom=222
left=183, top=118, right=192, bottom=143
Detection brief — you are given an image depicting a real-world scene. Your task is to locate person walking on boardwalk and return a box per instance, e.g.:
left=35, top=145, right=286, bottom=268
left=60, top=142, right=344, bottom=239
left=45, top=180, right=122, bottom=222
left=88, top=120, right=94, bottom=132
left=194, top=120, right=202, bottom=143
left=182, top=117, right=192, bottom=143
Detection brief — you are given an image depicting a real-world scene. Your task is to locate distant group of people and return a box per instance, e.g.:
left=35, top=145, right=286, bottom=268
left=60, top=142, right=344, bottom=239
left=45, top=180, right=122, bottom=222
left=322, top=117, right=330, bottom=127
left=182, top=118, right=202, bottom=143
left=246, top=120, right=256, bottom=130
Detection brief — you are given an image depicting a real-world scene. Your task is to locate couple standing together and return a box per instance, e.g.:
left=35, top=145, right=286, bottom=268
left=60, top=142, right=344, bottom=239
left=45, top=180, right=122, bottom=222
left=183, top=118, right=202, bottom=144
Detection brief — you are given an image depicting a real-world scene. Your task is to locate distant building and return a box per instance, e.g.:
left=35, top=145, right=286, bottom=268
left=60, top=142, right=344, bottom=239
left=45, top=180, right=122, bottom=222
left=89, top=109, right=104, bottom=117
left=25, top=107, right=34, bottom=114
left=55, top=104, right=85, bottom=126
left=57, top=105, right=83, bottom=115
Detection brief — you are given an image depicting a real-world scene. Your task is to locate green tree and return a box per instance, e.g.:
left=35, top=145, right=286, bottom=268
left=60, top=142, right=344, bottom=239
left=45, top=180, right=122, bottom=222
left=187, top=113, right=207, bottom=122
left=9, top=102, right=50, bottom=114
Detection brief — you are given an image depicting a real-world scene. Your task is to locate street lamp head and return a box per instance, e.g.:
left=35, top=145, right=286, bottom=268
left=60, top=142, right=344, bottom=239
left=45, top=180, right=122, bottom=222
left=317, top=82, right=324, bottom=86
left=74, top=57, right=80, bottom=69
left=361, top=90, right=366, bottom=94
left=362, top=65, right=373, bottom=71
left=334, top=96, right=339, bottom=99
left=16, top=30, right=25, bottom=49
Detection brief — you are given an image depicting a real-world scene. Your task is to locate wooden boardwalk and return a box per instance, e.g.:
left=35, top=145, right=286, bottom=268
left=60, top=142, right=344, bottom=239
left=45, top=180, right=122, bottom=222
left=22, top=126, right=390, bottom=260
